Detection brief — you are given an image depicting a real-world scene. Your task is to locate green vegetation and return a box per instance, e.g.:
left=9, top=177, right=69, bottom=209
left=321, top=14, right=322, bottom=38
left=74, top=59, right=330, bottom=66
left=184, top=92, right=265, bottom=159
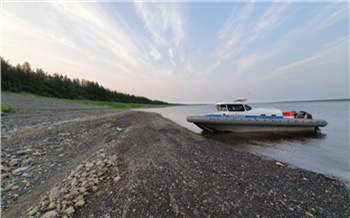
left=109, top=118, right=118, bottom=123
left=64, top=98, right=165, bottom=109
left=1, top=103, right=17, bottom=113
left=1, top=58, right=169, bottom=105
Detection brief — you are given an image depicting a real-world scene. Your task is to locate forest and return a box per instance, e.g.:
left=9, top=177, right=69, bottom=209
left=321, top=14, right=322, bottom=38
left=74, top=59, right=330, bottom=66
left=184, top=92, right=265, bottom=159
left=1, top=58, right=169, bottom=105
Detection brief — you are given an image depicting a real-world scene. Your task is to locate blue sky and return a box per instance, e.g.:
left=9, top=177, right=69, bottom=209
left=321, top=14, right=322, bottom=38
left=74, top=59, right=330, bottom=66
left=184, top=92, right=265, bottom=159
left=2, top=1, right=349, bottom=103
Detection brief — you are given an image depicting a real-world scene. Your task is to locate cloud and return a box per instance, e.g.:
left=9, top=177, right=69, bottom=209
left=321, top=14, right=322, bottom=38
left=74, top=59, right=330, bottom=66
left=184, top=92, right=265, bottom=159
left=273, top=36, right=348, bottom=76
left=149, top=47, right=162, bottom=60
left=212, top=2, right=291, bottom=73
left=280, top=2, right=348, bottom=46
left=253, top=2, right=290, bottom=36
left=134, top=2, right=187, bottom=48
left=235, top=53, right=269, bottom=75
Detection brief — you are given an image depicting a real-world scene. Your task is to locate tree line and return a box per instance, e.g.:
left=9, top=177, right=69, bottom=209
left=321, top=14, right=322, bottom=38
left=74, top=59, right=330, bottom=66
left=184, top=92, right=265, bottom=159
left=1, top=58, right=169, bottom=105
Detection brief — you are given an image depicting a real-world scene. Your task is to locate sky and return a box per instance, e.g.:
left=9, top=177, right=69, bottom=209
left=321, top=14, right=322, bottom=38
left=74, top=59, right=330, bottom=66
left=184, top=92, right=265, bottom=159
left=1, top=1, right=349, bottom=103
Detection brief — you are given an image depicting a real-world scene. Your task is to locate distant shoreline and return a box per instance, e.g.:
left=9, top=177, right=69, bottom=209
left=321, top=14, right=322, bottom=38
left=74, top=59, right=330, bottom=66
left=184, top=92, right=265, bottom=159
left=170, top=98, right=350, bottom=106
left=265, top=98, right=350, bottom=104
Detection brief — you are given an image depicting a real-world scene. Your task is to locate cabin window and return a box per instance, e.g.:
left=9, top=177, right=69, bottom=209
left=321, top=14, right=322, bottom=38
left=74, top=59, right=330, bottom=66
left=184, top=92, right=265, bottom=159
left=217, top=105, right=227, bottom=111
left=227, top=104, right=245, bottom=112
left=245, top=104, right=252, bottom=111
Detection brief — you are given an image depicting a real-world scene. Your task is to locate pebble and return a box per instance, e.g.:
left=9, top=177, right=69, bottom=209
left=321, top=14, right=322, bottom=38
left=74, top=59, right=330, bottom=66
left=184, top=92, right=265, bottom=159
left=17, top=148, right=33, bottom=155
left=28, top=206, right=39, bottom=216
left=63, top=206, right=75, bottom=215
left=9, top=158, right=21, bottom=167
left=49, top=187, right=62, bottom=202
left=305, top=211, right=315, bottom=217
left=41, top=210, right=59, bottom=218
left=71, top=178, right=78, bottom=187
left=85, top=162, right=94, bottom=169
left=48, top=201, right=56, bottom=209
left=275, top=162, right=285, bottom=167
left=113, top=176, right=121, bottom=182
left=75, top=200, right=85, bottom=207
left=12, top=165, right=31, bottom=175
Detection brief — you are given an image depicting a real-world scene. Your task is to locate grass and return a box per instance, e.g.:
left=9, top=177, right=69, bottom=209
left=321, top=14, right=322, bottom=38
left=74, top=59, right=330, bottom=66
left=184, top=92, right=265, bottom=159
left=1, top=103, right=17, bottom=113
left=109, top=118, right=118, bottom=123
left=2, top=92, right=167, bottom=109
left=64, top=99, right=166, bottom=109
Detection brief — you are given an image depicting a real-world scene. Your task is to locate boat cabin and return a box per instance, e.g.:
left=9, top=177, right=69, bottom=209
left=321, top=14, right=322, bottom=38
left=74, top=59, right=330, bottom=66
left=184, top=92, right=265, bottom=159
left=216, top=103, right=252, bottom=112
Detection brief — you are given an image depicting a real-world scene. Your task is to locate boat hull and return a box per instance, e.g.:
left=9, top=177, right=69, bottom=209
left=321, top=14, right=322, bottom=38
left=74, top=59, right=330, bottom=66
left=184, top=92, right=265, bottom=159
left=187, top=116, right=328, bottom=133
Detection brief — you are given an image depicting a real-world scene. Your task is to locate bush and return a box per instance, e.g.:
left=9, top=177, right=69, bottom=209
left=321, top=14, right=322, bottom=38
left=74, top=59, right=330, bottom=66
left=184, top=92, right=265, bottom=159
left=1, top=103, right=17, bottom=113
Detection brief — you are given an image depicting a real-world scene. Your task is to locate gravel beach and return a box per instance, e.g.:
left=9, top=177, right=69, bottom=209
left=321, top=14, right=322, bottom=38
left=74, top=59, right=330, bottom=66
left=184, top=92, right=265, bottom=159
left=1, top=94, right=349, bottom=217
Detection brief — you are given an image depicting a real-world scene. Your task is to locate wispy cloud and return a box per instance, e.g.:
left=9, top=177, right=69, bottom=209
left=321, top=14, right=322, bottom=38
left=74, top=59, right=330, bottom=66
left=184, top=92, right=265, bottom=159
left=211, top=2, right=291, bottom=74
left=134, top=2, right=187, bottom=68
left=280, top=2, right=348, bottom=46
left=272, top=36, right=349, bottom=76
left=134, top=2, right=187, bottom=47
left=149, top=47, right=162, bottom=60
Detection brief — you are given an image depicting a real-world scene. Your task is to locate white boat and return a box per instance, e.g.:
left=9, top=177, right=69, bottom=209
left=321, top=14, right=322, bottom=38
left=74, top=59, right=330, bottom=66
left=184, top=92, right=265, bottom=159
left=187, top=98, right=328, bottom=133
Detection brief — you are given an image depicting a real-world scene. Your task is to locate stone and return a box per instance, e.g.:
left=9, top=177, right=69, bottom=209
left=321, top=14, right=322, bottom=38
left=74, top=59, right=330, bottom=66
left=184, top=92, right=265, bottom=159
left=76, top=164, right=84, bottom=171
left=70, top=189, right=80, bottom=197
left=41, top=210, right=59, bottom=218
left=22, top=158, right=33, bottom=165
left=110, top=155, right=117, bottom=162
left=71, top=178, right=78, bottom=187
left=114, top=176, right=121, bottom=182
left=17, top=148, right=33, bottom=155
left=75, top=200, right=85, bottom=207
left=275, top=162, right=285, bottom=167
left=79, top=187, right=87, bottom=193
left=85, top=162, right=94, bottom=169
left=1, top=173, right=10, bottom=179
left=48, top=201, right=56, bottom=209
left=63, top=206, right=75, bottom=215
left=96, top=160, right=105, bottom=167
left=81, top=180, right=88, bottom=187
left=11, top=185, right=19, bottom=190
left=49, top=187, right=62, bottom=202
left=12, top=165, right=31, bottom=175
left=92, top=186, right=98, bottom=192
left=305, top=211, right=314, bottom=217
left=9, top=158, right=21, bottom=167
left=28, top=206, right=39, bottom=216
left=3, top=183, right=14, bottom=192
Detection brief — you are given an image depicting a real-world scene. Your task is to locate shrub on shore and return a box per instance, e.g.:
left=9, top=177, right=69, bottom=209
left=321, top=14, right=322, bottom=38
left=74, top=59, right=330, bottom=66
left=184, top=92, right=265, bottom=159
left=1, top=103, right=16, bottom=113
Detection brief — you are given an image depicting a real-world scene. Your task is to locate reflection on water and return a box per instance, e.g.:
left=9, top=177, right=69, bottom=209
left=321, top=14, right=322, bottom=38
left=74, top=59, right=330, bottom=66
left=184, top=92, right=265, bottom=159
left=136, top=101, right=350, bottom=187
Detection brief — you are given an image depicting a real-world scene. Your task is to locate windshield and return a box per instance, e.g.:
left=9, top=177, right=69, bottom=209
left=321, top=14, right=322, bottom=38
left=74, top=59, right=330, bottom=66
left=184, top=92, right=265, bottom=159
left=216, top=105, right=227, bottom=111
left=245, top=104, right=252, bottom=111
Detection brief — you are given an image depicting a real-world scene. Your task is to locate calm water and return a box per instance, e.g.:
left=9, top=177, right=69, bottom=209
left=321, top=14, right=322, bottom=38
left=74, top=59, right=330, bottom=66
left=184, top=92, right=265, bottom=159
left=137, top=101, right=350, bottom=186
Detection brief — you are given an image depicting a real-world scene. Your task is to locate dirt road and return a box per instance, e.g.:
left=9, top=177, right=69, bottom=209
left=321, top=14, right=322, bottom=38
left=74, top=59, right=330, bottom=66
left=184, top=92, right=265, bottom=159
left=1, top=94, right=349, bottom=217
